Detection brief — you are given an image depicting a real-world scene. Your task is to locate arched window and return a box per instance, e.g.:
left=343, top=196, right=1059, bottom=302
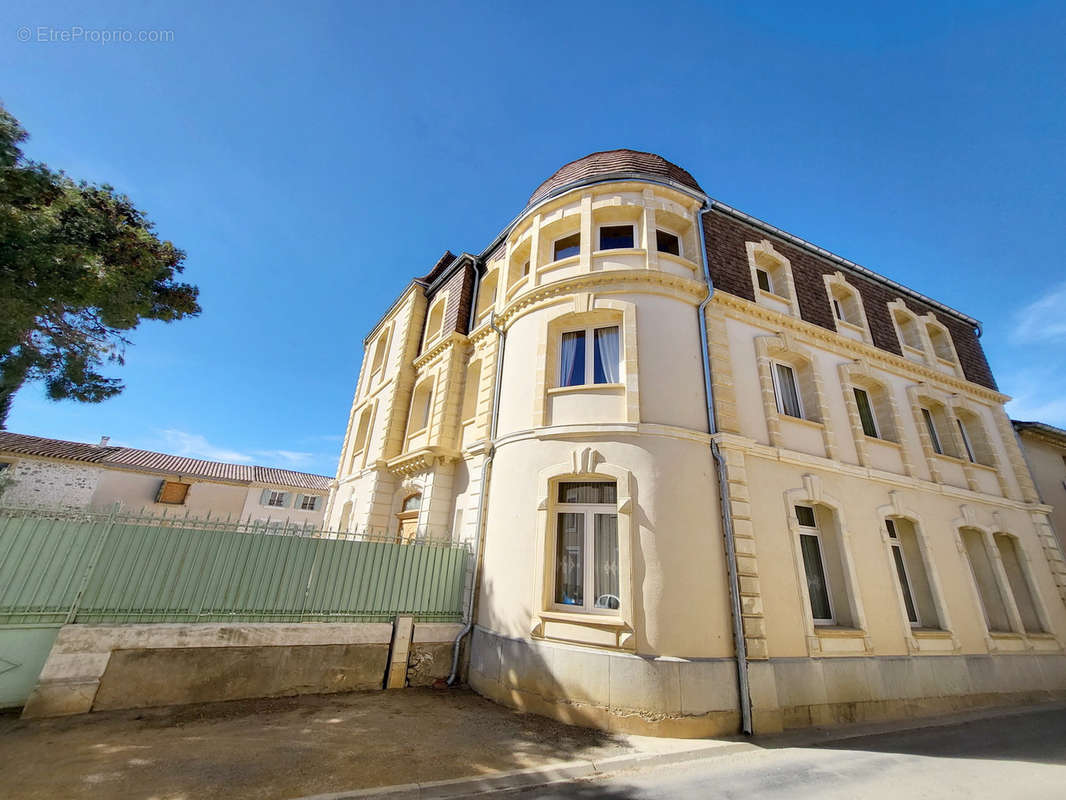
left=476, top=269, right=498, bottom=322
left=960, top=527, right=1012, bottom=633
left=890, top=302, right=925, bottom=356
left=423, top=295, right=446, bottom=348
left=338, top=499, right=353, bottom=533
left=369, top=330, right=389, bottom=378
left=402, top=492, right=422, bottom=512
left=926, top=321, right=957, bottom=363
left=407, top=379, right=433, bottom=437
left=993, top=533, right=1044, bottom=633
left=349, top=406, right=372, bottom=470
left=461, top=360, right=481, bottom=422
left=885, top=517, right=940, bottom=628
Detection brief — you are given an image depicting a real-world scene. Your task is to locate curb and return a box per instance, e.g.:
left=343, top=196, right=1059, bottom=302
left=292, top=741, right=756, bottom=799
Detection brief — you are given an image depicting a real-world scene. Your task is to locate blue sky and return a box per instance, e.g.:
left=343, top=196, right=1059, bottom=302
left=2, top=0, right=1064, bottom=475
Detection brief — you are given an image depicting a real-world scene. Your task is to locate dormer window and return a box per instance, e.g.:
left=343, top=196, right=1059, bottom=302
left=598, top=225, right=634, bottom=251
left=655, top=229, right=680, bottom=256
left=747, top=240, right=798, bottom=316
left=756, top=268, right=773, bottom=293
left=553, top=233, right=581, bottom=261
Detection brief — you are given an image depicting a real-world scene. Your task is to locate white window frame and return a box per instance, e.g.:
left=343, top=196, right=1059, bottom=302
left=551, top=231, right=582, bottom=262
left=853, top=386, right=880, bottom=438
left=771, top=361, right=804, bottom=419
left=559, top=324, right=622, bottom=388
left=298, top=494, right=319, bottom=512
left=796, top=508, right=835, bottom=625
left=552, top=484, right=619, bottom=616
left=956, top=418, right=977, bottom=463
left=655, top=227, right=682, bottom=258
left=264, top=490, right=287, bottom=508
left=886, top=519, right=921, bottom=627
left=921, top=407, right=943, bottom=455
left=596, top=222, right=636, bottom=252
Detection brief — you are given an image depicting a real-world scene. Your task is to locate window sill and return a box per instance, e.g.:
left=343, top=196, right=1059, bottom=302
left=863, top=435, right=900, bottom=448
left=657, top=251, right=698, bottom=271
left=540, top=610, right=627, bottom=628
left=933, top=453, right=971, bottom=467
left=835, top=318, right=868, bottom=337
left=756, top=287, right=791, bottom=303
left=505, top=277, right=528, bottom=300
left=901, top=345, right=927, bottom=362
left=592, top=247, right=644, bottom=257
left=542, top=255, right=580, bottom=272
left=779, top=415, right=824, bottom=431
left=547, top=383, right=625, bottom=395
left=911, top=628, right=952, bottom=639
left=967, top=460, right=999, bottom=474
left=813, top=626, right=866, bottom=638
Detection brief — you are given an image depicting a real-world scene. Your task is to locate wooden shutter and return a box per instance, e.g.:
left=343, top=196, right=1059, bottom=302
left=157, top=481, right=189, bottom=505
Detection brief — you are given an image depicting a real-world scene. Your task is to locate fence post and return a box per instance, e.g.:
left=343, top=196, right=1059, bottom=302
left=64, top=504, right=120, bottom=624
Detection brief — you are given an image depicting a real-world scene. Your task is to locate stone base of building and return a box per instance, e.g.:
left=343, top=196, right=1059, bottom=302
left=22, top=621, right=464, bottom=718
left=468, top=626, right=1066, bottom=737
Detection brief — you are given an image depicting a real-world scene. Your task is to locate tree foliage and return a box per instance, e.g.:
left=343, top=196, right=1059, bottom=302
left=0, top=103, right=200, bottom=426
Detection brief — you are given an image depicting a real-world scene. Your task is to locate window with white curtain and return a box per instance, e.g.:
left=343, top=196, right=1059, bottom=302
left=559, top=325, right=620, bottom=387
left=554, top=481, right=619, bottom=613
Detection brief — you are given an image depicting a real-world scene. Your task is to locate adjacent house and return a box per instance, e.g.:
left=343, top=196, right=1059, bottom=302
left=0, top=431, right=329, bottom=525
left=328, top=149, right=1066, bottom=735
left=1014, top=420, right=1066, bottom=552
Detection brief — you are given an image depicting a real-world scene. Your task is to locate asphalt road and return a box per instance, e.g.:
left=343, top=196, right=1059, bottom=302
left=506, top=706, right=1066, bottom=799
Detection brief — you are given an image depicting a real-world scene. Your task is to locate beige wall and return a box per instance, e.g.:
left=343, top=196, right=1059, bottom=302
left=328, top=176, right=1066, bottom=735
left=1017, top=432, right=1066, bottom=552
left=92, top=467, right=246, bottom=517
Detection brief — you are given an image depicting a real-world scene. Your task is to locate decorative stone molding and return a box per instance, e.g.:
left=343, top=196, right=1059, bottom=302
left=874, top=492, right=960, bottom=654
left=823, top=271, right=873, bottom=343
left=713, top=291, right=1008, bottom=405
left=385, top=447, right=460, bottom=477
left=746, top=239, right=799, bottom=317
left=784, top=478, right=873, bottom=656
left=530, top=449, right=636, bottom=651
left=837, top=359, right=915, bottom=477
left=754, top=334, right=838, bottom=460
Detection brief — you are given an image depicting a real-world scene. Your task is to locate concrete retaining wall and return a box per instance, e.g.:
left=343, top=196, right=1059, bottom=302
left=22, top=621, right=463, bottom=718
left=469, top=626, right=1066, bottom=737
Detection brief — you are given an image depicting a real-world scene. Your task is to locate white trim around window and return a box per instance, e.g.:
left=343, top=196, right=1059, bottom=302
left=771, top=361, right=804, bottom=419
left=559, top=324, right=622, bottom=388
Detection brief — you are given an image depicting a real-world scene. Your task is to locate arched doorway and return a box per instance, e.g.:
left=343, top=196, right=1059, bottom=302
left=396, top=492, right=422, bottom=543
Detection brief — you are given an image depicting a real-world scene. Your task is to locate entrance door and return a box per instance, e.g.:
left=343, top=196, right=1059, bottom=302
left=396, top=492, right=422, bottom=544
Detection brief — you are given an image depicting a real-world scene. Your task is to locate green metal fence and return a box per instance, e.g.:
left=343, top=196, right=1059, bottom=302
left=0, top=506, right=470, bottom=625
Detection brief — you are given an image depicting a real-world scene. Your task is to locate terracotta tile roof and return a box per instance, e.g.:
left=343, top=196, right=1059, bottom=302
left=0, top=431, right=330, bottom=491
left=0, top=431, right=119, bottom=463
left=528, top=149, right=704, bottom=205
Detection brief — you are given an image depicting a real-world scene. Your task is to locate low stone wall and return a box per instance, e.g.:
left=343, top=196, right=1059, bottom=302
left=469, top=626, right=1066, bottom=737
left=22, top=621, right=463, bottom=718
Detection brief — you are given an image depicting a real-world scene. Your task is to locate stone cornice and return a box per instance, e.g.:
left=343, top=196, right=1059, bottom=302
left=412, top=331, right=469, bottom=371
left=385, top=447, right=461, bottom=477
left=712, top=292, right=1008, bottom=405
left=497, top=269, right=706, bottom=330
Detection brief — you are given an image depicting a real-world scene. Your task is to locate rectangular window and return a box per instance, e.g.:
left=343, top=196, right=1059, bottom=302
left=522, top=260, right=530, bottom=277
left=655, top=229, right=680, bottom=256
left=560, top=330, right=586, bottom=387
left=756, top=268, right=772, bottom=293
left=553, top=233, right=581, bottom=261
left=156, top=480, right=189, bottom=505
left=599, top=225, right=634, bottom=250
left=833, top=298, right=845, bottom=320
left=558, top=481, right=617, bottom=504
left=299, top=495, right=319, bottom=511
left=887, top=520, right=920, bottom=625
left=853, top=388, right=879, bottom=438
left=265, top=490, right=287, bottom=508
left=560, top=326, right=620, bottom=387
left=957, top=419, right=976, bottom=463
left=921, top=407, right=943, bottom=455
left=554, top=481, right=619, bottom=613
left=773, top=362, right=803, bottom=419
left=0, top=461, right=11, bottom=473
left=796, top=506, right=833, bottom=624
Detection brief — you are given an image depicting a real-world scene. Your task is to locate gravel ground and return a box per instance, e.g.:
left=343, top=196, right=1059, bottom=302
left=0, top=688, right=635, bottom=800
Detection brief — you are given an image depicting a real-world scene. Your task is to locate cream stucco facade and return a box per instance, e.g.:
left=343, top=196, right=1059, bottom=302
left=329, top=150, right=1066, bottom=735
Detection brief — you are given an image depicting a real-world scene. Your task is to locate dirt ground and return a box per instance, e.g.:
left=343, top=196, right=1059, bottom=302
left=0, top=688, right=636, bottom=800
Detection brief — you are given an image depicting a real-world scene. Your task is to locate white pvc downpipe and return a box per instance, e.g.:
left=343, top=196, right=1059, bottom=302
left=695, top=203, right=753, bottom=736
left=448, top=309, right=505, bottom=685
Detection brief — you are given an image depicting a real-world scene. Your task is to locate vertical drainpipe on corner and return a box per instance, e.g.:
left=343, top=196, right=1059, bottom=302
left=696, top=200, right=753, bottom=736
left=449, top=259, right=504, bottom=685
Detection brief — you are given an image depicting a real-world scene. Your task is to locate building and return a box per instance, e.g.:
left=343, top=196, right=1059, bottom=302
left=0, top=431, right=329, bottom=525
left=328, top=150, right=1066, bottom=735
left=1014, top=421, right=1066, bottom=552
